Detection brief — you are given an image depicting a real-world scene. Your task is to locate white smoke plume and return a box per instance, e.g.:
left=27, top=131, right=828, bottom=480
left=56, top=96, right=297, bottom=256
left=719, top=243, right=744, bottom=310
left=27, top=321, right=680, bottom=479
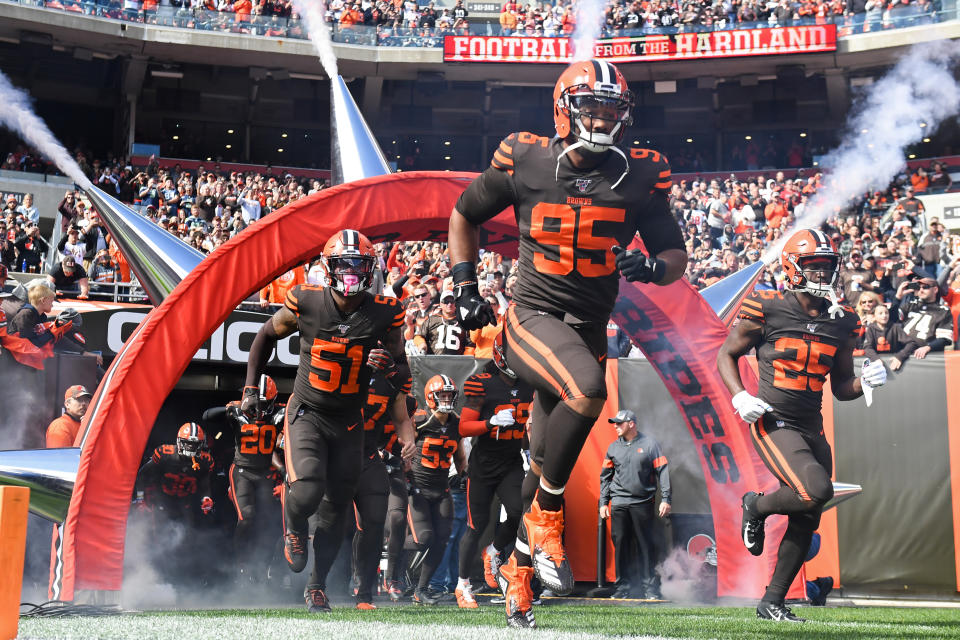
left=764, top=40, right=960, bottom=263
left=291, top=0, right=338, bottom=80
left=0, top=69, right=93, bottom=191
left=572, top=0, right=605, bottom=61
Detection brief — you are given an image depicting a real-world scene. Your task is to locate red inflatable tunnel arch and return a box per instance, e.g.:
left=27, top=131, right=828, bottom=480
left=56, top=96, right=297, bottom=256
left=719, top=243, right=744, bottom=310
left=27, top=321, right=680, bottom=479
left=58, top=170, right=778, bottom=601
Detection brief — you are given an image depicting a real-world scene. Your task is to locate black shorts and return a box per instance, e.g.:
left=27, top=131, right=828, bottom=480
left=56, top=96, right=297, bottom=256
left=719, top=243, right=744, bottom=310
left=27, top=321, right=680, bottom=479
left=503, top=304, right=608, bottom=403
left=751, top=415, right=833, bottom=504
left=283, top=396, right=364, bottom=501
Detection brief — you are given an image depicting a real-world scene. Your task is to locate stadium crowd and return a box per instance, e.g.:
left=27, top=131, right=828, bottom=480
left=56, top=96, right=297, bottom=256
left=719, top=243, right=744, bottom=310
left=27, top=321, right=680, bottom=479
left=6, top=0, right=947, bottom=45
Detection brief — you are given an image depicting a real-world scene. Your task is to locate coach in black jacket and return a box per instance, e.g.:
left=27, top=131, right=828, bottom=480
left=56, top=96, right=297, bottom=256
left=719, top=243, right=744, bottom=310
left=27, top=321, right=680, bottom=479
left=600, top=409, right=672, bottom=600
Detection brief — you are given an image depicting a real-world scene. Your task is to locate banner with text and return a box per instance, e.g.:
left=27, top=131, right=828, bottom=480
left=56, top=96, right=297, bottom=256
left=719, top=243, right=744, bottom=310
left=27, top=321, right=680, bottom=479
left=443, top=25, right=836, bottom=63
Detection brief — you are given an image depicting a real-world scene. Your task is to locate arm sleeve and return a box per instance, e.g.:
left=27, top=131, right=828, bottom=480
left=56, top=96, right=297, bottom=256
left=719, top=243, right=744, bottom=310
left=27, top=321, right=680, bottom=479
left=599, top=452, right=614, bottom=504
left=638, top=191, right=686, bottom=256
left=459, top=406, right=489, bottom=437
left=893, top=326, right=921, bottom=360
left=654, top=447, right=671, bottom=503
left=455, top=135, right=519, bottom=224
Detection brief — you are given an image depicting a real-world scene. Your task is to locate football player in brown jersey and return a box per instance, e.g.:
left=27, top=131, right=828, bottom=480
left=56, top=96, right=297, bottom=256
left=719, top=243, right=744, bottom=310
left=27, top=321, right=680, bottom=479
left=407, top=374, right=467, bottom=605
left=242, top=229, right=416, bottom=613
left=455, top=330, right=533, bottom=609
left=717, top=229, right=887, bottom=622
left=448, top=59, right=687, bottom=628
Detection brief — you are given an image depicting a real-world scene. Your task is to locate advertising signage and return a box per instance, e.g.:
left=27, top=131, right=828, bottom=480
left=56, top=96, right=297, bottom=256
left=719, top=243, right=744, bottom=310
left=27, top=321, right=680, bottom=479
left=443, top=25, right=837, bottom=64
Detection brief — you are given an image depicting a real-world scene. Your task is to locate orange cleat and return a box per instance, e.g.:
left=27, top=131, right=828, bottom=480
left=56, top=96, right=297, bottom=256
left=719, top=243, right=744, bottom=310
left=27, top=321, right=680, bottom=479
left=521, top=500, right=573, bottom=595
left=498, top=555, right=535, bottom=628
left=355, top=602, right=377, bottom=610
left=455, top=582, right=479, bottom=609
left=482, top=545, right=501, bottom=589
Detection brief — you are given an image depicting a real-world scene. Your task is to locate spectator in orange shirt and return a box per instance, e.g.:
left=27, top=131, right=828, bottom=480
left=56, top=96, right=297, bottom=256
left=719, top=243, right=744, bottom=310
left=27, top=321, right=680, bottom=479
left=910, top=166, right=929, bottom=193
left=764, top=198, right=788, bottom=230
left=500, top=7, right=518, bottom=33
left=259, top=265, right=306, bottom=308
left=46, top=385, right=92, bottom=448
left=234, top=0, right=253, bottom=22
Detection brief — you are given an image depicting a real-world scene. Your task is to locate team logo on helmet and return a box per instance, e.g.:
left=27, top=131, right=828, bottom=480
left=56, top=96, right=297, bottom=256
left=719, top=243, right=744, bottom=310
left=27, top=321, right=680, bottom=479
left=176, top=422, right=205, bottom=458
left=320, top=229, right=376, bottom=297
left=424, top=374, right=458, bottom=414
left=780, top=229, right=840, bottom=299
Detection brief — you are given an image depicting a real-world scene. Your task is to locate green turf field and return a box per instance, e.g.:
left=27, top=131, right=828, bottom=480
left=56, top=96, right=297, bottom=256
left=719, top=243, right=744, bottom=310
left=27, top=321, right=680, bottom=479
left=17, top=603, right=960, bottom=640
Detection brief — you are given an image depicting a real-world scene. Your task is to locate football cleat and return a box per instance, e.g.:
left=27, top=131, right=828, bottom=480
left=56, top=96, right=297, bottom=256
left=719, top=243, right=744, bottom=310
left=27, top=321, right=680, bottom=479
left=757, top=602, right=806, bottom=622
left=304, top=585, right=331, bottom=613
left=413, top=587, right=439, bottom=606
left=499, top=555, right=536, bottom=629
left=284, top=528, right=308, bottom=573
left=482, top=545, right=502, bottom=589
left=386, top=580, right=403, bottom=602
left=355, top=602, right=377, bottom=611
left=741, top=492, right=766, bottom=557
left=522, top=500, right=574, bottom=595
left=455, top=582, right=479, bottom=609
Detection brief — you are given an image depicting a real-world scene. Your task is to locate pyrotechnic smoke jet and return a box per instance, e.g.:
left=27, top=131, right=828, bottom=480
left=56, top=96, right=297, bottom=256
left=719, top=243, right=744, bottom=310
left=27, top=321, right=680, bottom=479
left=292, top=0, right=339, bottom=79
left=763, top=40, right=960, bottom=262
left=571, top=0, right=605, bottom=61
left=0, top=69, right=92, bottom=190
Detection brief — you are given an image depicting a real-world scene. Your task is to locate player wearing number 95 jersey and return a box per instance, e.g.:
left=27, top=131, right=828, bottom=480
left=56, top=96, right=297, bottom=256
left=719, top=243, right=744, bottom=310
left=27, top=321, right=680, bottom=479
left=717, top=229, right=887, bottom=623
left=243, top=229, right=416, bottom=614
left=449, top=58, right=687, bottom=627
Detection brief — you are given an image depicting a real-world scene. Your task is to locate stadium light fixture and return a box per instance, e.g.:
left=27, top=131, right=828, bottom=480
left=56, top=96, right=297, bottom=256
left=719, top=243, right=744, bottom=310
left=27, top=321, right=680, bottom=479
left=225, top=144, right=232, bottom=149
left=920, top=122, right=927, bottom=128
left=172, top=136, right=179, bottom=141
left=444, top=156, right=451, bottom=160
left=744, top=135, right=752, bottom=140
left=686, top=138, right=693, bottom=143
left=227, top=129, right=235, bottom=134
left=444, top=141, right=451, bottom=146
left=289, top=72, right=326, bottom=81
left=923, top=138, right=931, bottom=143
left=908, top=154, right=917, bottom=159
left=281, top=133, right=288, bottom=138
left=800, top=132, right=807, bottom=137
left=150, top=70, right=184, bottom=79
left=277, top=148, right=284, bottom=153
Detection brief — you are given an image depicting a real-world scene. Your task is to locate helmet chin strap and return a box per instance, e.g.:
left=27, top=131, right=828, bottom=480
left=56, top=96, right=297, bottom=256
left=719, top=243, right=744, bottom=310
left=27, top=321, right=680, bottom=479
left=555, top=140, right=630, bottom=190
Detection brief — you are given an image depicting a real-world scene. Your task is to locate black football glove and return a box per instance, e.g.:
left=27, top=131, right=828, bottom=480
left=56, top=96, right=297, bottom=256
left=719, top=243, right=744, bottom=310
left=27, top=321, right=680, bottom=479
left=611, top=246, right=666, bottom=284
left=367, top=347, right=397, bottom=377
left=452, top=261, right=496, bottom=331
left=240, top=386, right=260, bottom=418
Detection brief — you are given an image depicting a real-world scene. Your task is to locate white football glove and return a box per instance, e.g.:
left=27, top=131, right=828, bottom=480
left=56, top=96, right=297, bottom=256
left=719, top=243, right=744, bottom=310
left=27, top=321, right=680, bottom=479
left=731, top=390, right=772, bottom=424
left=860, top=358, right=887, bottom=390
left=489, top=408, right=516, bottom=428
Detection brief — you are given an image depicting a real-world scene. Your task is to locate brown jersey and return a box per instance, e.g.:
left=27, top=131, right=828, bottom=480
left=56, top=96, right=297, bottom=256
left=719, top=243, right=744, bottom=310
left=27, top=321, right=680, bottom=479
left=226, top=401, right=284, bottom=470
left=462, top=363, right=534, bottom=472
left=411, top=409, right=460, bottom=499
left=285, top=285, right=404, bottom=414
left=362, top=371, right=412, bottom=462
left=143, top=445, right=215, bottom=498
left=456, top=132, right=684, bottom=322
left=739, top=289, right=860, bottom=431
left=416, top=313, right=474, bottom=355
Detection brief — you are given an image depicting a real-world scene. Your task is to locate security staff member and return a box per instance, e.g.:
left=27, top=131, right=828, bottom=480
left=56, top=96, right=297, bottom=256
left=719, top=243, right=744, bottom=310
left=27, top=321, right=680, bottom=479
left=599, top=409, right=671, bottom=600
left=46, top=385, right=91, bottom=448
